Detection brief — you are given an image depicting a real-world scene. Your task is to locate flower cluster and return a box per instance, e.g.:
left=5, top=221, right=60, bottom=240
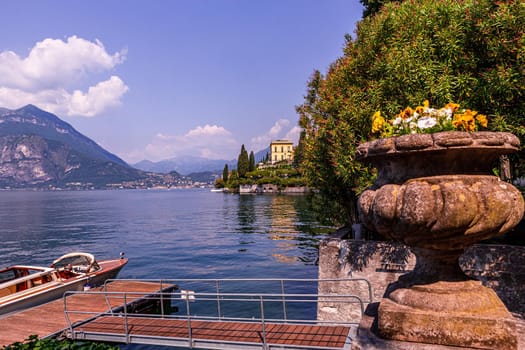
left=371, top=101, right=488, bottom=138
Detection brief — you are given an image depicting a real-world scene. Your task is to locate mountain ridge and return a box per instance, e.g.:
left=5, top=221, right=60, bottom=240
left=0, top=104, right=128, bottom=166
left=0, top=105, right=146, bottom=188
left=133, top=147, right=270, bottom=175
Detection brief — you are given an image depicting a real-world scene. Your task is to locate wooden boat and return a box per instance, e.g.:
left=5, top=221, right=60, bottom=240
left=0, top=252, right=127, bottom=316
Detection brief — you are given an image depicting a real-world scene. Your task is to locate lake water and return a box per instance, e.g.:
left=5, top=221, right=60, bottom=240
left=0, top=189, right=335, bottom=348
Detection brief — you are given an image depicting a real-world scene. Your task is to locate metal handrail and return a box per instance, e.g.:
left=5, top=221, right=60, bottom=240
left=104, top=277, right=374, bottom=303
left=65, top=292, right=363, bottom=347
left=64, top=278, right=368, bottom=346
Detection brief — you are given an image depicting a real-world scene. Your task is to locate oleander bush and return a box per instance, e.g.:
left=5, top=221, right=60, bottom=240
left=296, top=0, right=525, bottom=225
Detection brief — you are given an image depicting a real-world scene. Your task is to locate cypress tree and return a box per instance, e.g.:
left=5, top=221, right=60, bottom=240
left=249, top=151, right=255, bottom=172
left=237, top=144, right=249, bottom=178
left=222, top=164, right=229, bottom=183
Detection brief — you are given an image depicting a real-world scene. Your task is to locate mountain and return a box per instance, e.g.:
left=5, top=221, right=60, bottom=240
left=133, top=156, right=236, bottom=175
left=133, top=147, right=271, bottom=175
left=0, top=105, right=147, bottom=188
left=254, top=147, right=270, bottom=163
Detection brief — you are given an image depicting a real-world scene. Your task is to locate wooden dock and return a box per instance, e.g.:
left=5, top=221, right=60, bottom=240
left=70, top=316, right=352, bottom=349
left=0, top=281, right=176, bottom=347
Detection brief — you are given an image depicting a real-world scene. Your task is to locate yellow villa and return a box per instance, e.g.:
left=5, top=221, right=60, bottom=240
left=270, top=140, right=294, bottom=164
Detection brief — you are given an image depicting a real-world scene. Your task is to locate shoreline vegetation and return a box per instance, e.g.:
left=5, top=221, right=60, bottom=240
left=216, top=163, right=308, bottom=194
left=215, top=143, right=308, bottom=194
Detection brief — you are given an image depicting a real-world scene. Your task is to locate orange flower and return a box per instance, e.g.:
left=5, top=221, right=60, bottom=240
left=444, top=102, right=460, bottom=112
left=453, top=110, right=477, bottom=131
left=400, top=107, right=414, bottom=119
left=476, top=114, right=488, bottom=128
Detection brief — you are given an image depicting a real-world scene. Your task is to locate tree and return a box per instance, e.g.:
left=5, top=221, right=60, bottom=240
left=360, top=0, right=401, bottom=18
left=249, top=151, right=255, bottom=172
left=297, top=0, right=525, bottom=225
left=237, top=145, right=249, bottom=178
left=222, top=164, right=229, bottom=183
left=293, top=130, right=306, bottom=170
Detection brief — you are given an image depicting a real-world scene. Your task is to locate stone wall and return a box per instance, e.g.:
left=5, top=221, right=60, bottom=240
left=238, top=184, right=309, bottom=194
left=318, top=229, right=525, bottom=323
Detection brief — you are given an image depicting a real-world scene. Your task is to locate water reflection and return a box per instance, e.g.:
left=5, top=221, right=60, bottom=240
left=0, top=190, right=334, bottom=278
left=236, top=195, right=258, bottom=233
left=231, top=194, right=333, bottom=265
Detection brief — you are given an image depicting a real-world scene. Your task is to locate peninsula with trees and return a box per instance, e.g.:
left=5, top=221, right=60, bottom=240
left=215, top=139, right=308, bottom=193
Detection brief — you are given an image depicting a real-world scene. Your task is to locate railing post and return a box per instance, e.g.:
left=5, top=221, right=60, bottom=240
left=160, top=279, right=165, bottom=317
left=216, top=279, right=222, bottom=319
left=124, top=293, right=130, bottom=343
left=259, top=296, right=267, bottom=350
left=63, top=293, right=73, bottom=339
left=186, top=296, right=193, bottom=348
left=280, top=279, right=287, bottom=322
left=103, top=291, right=112, bottom=314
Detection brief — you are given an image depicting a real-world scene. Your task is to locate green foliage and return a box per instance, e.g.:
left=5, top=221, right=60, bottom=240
left=293, top=131, right=306, bottom=170
left=222, top=164, right=229, bottom=183
left=222, top=165, right=307, bottom=191
left=3, top=335, right=118, bottom=350
left=360, top=0, right=402, bottom=18
left=237, top=145, right=249, bottom=178
left=297, top=0, right=525, bottom=225
left=214, top=178, right=225, bottom=188
left=249, top=151, right=255, bottom=172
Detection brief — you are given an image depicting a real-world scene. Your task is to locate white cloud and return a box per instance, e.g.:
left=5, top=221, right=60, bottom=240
left=284, top=126, right=301, bottom=144
left=186, top=124, right=231, bottom=137
left=250, top=119, right=299, bottom=152
left=136, top=124, right=239, bottom=162
left=124, top=120, right=303, bottom=164
left=0, top=36, right=128, bottom=117
left=269, top=119, right=290, bottom=137
left=67, top=76, right=128, bottom=117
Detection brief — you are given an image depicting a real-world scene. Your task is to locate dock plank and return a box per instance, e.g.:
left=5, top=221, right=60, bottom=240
left=72, top=316, right=351, bottom=349
left=0, top=281, right=175, bottom=347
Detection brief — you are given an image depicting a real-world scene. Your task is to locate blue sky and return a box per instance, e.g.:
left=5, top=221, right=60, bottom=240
left=0, top=0, right=362, bottom=163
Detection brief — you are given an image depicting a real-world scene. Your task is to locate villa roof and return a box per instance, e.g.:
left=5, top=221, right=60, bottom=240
left=270, top=139, right=293, bottom=145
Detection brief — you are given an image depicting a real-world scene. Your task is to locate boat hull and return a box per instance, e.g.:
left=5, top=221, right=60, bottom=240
left=0, top=258, right=127, bottom=317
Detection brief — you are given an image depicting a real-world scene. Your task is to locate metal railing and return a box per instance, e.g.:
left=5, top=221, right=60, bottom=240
left=105, top=277, right=372, bottom=318
left=64, top=278, right=371, bottom=348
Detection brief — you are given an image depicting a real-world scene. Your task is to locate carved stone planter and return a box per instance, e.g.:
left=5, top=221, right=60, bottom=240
left=356, top=131, right=524, bottom=349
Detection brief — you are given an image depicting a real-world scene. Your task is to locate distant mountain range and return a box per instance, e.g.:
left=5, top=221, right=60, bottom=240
left=133, top=147, right=270, bottom=175
left=133, top=157, right=236, bottom=175
left=0, top=105, right=148, bottom=188
left=0, top=104, right=275, bottom=188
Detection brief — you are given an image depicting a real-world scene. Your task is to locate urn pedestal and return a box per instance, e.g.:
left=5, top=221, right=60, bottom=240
left=356, top=132, right=524, bottom=349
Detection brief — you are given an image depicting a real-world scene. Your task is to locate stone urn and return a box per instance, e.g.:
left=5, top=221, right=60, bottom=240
left=356, top=131, right=524, bottom=349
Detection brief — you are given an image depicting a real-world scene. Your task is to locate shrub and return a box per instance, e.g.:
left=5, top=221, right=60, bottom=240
left=297, top=0, right=525, bottom=225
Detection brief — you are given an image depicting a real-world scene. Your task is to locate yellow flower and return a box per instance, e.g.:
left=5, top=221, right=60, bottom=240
left=371, top=102, right=488, bottom=138
left=398, top=107, right=414, bottom=120
left=453, top=110, right=477, bottom=131
left=371, top=111, right=385, bottom=133
left=476, top=114, right=488, bottom=128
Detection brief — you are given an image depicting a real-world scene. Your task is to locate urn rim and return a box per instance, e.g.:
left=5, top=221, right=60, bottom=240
left=356, top=131, right=520, bottom=162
